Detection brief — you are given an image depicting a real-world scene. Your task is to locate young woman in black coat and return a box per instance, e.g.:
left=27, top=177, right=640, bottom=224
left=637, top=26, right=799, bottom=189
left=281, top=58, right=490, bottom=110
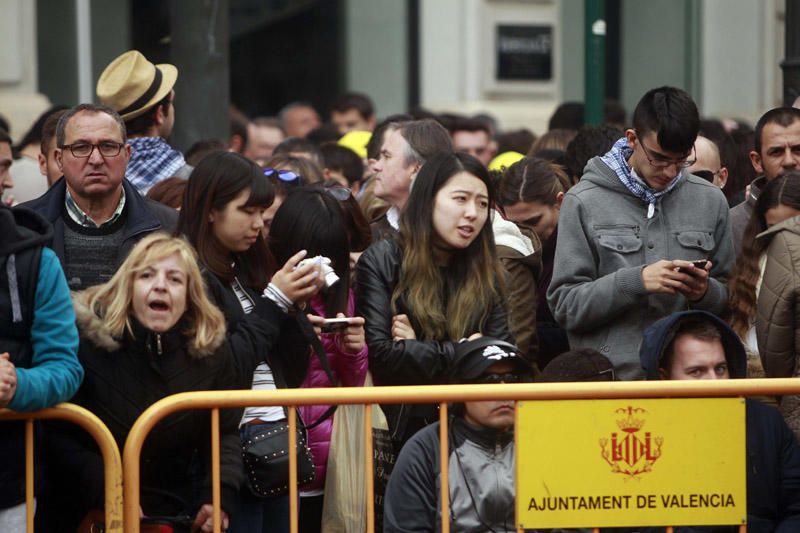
left=178, top=151, right=322, bottom=533
left=356, top=152, right=513, bottom=445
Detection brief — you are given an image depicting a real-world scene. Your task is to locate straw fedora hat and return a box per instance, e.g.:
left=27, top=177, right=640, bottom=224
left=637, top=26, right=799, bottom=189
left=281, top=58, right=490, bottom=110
left=97, top=50, right=178, bottom=121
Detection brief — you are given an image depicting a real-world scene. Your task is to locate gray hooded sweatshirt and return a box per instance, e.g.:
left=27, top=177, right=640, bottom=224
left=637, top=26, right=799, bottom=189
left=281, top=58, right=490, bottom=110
left=546, top=155, right=735, bottom=380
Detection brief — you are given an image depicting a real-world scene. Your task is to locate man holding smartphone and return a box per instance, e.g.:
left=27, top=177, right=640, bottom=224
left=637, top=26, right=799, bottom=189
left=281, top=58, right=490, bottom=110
left=548, top=86, right=734, bottom=380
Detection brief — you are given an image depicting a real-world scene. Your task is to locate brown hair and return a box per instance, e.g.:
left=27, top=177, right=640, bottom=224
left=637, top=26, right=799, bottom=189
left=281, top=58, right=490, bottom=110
left=393, top=119, right=454, bottom=168
left=495, top=156, right=569, bottom=207
left=661, top=318, right=722, bottom=371
left=728, top=173, right=800, bottom=338
left=263, top=153, right=324, bottom=187
left=40, top=110, right=67, bottom=155
left=394, top=152, right=502, bottom=340
left=529, top=129, right=577, bottom=155
left=146, top=177, right=186, bottom=209
left=178, top=151, right=275, bottom=287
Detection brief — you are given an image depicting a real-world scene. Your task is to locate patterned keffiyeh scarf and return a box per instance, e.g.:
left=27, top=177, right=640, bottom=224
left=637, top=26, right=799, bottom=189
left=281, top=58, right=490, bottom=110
left=600, top=137, right=683, bottom=219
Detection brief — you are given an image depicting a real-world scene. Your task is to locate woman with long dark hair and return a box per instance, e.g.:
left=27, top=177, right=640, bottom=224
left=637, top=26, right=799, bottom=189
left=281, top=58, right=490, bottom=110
left=495, top=157, right=570, bottom=368
left=178, top=151, right=321, bottom=533
left=747, top=173, right=800, bottom=438
left=729, top=174, right=800, bottom=382
left=356, top=152, right=512, bottom=445
left=268, top=187, right=368, bottom=532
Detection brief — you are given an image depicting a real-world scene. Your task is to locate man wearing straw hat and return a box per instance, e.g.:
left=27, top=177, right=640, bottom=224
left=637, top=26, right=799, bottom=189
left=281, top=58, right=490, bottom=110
left=97, top=50, right=191, bottom=194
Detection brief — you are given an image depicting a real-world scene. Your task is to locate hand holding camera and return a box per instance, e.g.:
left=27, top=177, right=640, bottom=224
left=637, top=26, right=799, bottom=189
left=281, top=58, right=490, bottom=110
left=270, top=250, right=321, bottom=306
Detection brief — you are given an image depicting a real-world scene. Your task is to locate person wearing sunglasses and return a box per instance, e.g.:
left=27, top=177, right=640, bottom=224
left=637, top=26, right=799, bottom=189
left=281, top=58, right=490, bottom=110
left=260, top=154, right=325, bottom=239
left=548, top=86, right=735, bottom=382
left=384, top=337, right=532, bottom=533
left=688, top=135, right=729, bottom=189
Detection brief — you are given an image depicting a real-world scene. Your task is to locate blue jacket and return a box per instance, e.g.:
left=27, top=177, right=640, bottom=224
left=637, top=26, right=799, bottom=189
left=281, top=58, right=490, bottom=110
left=8, top=247, right=82, bottom=411
left=641, top=311, right=800, bottom=532
left=0, top=205, right=82, bottom=509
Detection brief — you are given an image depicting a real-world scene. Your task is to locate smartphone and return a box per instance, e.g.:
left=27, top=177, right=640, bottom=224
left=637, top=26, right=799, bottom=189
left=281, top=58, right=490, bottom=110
left=320, top=317, right=351, bottom=333
left=678, top=259, right=709, bottom=274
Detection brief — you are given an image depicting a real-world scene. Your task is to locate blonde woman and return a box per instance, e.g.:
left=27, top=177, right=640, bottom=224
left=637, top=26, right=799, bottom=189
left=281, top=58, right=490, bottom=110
left=39, top=233, right=241, bottom=532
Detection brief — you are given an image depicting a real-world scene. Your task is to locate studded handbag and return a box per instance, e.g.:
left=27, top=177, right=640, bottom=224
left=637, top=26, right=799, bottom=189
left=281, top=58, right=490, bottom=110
left=241, top=415, right=317, bottom=498
left=242, top=313, right=339, bottom=498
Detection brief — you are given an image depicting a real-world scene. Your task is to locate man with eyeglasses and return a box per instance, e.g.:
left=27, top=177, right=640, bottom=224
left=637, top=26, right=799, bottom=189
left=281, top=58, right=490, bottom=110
left=548, top=86, right=734, bottom=381
left=20, top=103, right=176, bottom=290
left=384, top=338, right=532, bottom=533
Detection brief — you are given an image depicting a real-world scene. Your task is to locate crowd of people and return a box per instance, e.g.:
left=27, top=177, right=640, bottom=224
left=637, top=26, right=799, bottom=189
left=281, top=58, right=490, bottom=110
left=2, top=47, right=800, bottom=532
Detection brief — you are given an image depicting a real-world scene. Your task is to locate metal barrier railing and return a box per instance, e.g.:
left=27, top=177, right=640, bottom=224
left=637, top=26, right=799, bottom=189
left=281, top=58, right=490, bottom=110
left=122, top=378, right=800, bottom=533
left=0, top=402, right=124, bottom=532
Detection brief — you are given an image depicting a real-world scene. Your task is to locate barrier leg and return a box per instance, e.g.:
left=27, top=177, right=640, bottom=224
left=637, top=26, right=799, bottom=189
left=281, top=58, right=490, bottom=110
left=365, top=404, right=375, bottom=533
left=211, top=408, right=221, bottom=533
left=440, top=403, right=449, bottom=533
left=289, top=406, right=298, bottom=533
left=25, top=419, right=34, bottom=532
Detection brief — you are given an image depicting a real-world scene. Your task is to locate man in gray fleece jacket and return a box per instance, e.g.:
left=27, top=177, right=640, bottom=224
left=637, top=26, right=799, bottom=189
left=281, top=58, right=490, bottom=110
left=547, top=86, right=734, bottom=380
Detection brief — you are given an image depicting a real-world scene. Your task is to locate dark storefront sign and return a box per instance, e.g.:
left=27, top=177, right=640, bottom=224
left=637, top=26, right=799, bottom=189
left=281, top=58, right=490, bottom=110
left=496, top=24, right=553, bottom=81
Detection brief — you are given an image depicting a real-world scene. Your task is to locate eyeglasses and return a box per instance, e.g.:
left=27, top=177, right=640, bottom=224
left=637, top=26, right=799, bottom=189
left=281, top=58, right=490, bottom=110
left=263, top=168, right=301, bottom=183
left=467, top=372, right=533, bottom=385
left=324, top=186, right=352, bottom=201
left=62, top=141, right=125, bottom=158
left=637, top=136, right=696, bottom=169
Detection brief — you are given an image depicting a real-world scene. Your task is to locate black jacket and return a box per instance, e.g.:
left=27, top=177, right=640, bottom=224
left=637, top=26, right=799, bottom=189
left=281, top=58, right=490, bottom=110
left=203, top=271, right=310, bottom=389
left=37, top=294, right=243, bottom=530
left=20, top=177, right=177, bottom=268
left=356, top=239, right=513, bottom=442
left=640, top=311, right=800, bottom=532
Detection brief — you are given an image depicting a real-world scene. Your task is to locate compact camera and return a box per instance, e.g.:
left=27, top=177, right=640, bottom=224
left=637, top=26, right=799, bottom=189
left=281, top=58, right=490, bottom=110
left=297, top=255, right=340, bottom=288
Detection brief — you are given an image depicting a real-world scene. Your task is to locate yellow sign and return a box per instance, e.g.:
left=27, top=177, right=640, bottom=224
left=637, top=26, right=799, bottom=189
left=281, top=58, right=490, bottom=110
left=515, top=398, right=746, bottom=529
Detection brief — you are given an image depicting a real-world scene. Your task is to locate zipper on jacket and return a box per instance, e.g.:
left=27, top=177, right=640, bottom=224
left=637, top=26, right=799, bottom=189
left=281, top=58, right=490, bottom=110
left=156, top=333, right=163, bottom=356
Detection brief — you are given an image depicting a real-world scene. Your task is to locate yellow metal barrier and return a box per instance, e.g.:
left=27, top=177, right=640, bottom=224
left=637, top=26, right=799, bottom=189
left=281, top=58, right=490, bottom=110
left=122, top=378, right=800, bottom=533
left=0, top=402, right=124, bottom=532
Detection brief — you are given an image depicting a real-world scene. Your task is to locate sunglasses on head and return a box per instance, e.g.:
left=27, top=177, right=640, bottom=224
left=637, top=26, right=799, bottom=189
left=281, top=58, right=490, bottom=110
left=263, top=168, right=301, bottom=183
left=466, top=372, right=532, bottom=385
left=325, top=186, right=352, bottom=202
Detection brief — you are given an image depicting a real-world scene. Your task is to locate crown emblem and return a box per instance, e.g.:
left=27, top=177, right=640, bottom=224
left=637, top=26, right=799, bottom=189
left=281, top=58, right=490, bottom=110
left=616, top=406, right=646, bottom=433
left=600, top=406, right=663, bottom=478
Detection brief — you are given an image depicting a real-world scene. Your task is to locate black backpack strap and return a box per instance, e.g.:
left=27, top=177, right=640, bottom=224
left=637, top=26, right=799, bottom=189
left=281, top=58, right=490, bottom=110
left=293, top=312, right=339, bottom=429
left=2, top=246, right=43, bottom=369
left=7, top=254, right=22, bottom=323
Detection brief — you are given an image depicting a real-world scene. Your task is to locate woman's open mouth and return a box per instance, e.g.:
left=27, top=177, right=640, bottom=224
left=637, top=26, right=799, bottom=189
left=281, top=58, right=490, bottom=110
left=148, top=300, right=170, bottom=312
